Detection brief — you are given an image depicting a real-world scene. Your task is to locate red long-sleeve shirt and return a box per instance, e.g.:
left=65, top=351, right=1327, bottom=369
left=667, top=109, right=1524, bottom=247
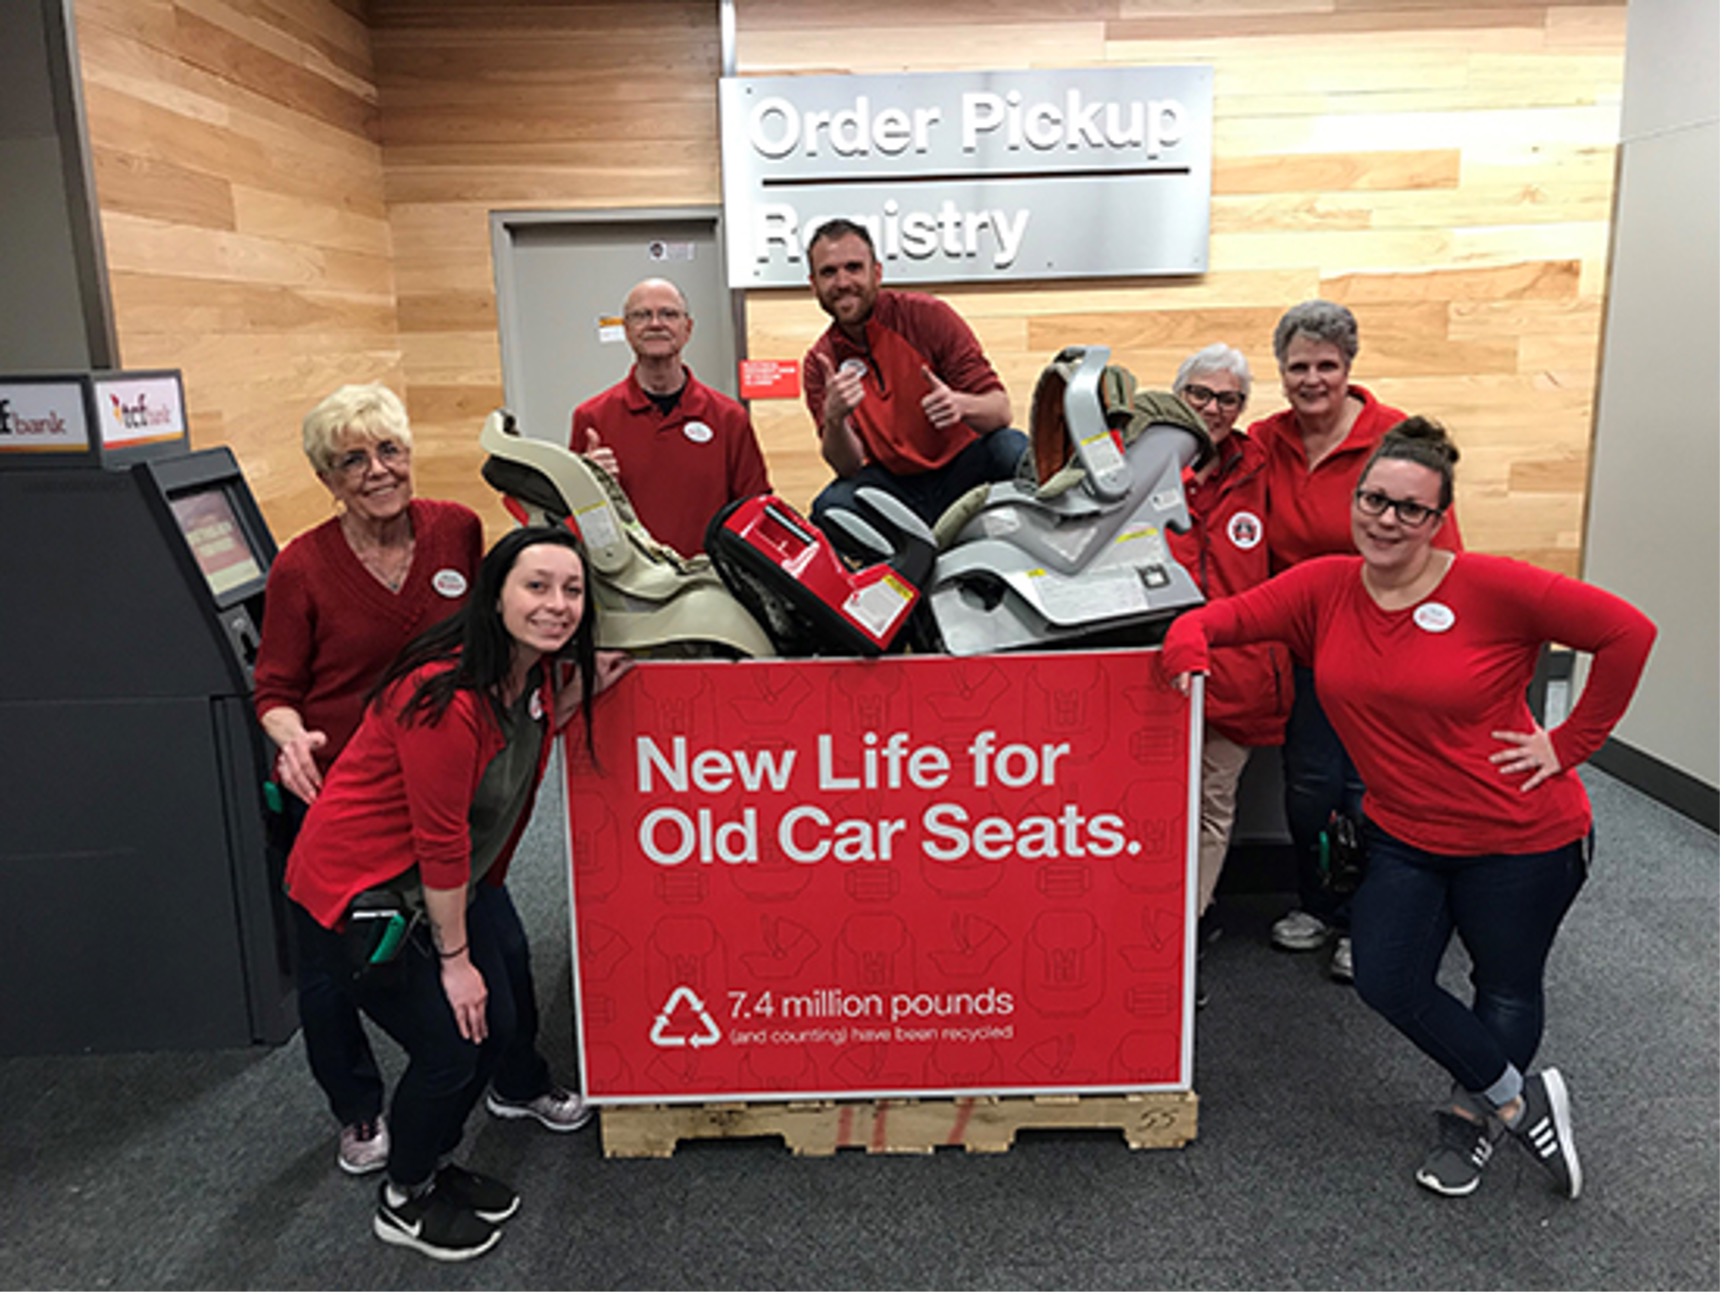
left=1251, top=385, right=1462, bottom=572
left=1161, top=554, right=1656, bottom=855
left=252, top=499, right=483, bottom=770
left=284, top=665, right=558, bottom=928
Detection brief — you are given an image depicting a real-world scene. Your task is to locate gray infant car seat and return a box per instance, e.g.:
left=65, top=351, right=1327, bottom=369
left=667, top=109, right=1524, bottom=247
left=478, top=409, right=775, bottom=658
left=923, top=345, right=1211, bottom=656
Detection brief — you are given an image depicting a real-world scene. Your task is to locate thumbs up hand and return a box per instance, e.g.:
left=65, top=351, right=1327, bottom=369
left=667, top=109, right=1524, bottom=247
left=818, top=352, right=864, bottom=425
left=582, top=427, right=621, bottom=480
left=920, top=365, right=962, bottom=429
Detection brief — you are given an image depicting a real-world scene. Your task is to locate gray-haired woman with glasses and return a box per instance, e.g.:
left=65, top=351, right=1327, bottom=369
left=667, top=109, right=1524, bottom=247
left=1167, top=345, right=1292, bottom=1001
left=1164, top=417, right=1655, bottom=1200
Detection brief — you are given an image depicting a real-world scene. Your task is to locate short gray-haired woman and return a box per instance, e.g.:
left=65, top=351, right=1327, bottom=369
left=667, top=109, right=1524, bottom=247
left=1247, top=303, right=1460, bottom=980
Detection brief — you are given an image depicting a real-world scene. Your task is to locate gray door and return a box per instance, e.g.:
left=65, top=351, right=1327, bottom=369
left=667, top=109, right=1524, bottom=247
left=492, top=208, right=737, bottom=447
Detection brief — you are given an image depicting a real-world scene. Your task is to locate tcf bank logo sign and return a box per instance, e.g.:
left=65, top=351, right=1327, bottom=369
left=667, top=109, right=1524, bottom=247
left=719, top=66, right=1213, bottom=289
left=109, top=391, right=175, bottom=433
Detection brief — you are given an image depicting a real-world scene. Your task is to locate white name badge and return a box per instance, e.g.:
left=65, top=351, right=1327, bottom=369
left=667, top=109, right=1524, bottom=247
left=1413, top=601, right=1455, bottom=633
left=1226, top=509, right=1263, bottom=550
left=683, top=420, right=714, bottom=444
left=432, top=568, right=469, bottom=598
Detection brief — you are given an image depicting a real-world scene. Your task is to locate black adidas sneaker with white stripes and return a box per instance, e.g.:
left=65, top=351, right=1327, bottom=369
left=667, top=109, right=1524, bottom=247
left=1509, top=1068, right=1582, bottom=1199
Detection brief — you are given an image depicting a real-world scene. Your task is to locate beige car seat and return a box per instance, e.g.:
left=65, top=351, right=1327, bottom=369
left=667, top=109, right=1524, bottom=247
left=478, top=409, right=774, bottom=658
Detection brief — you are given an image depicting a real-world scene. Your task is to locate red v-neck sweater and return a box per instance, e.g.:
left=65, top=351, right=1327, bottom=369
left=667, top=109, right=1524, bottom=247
left=253, top=498, right=483, bottom=771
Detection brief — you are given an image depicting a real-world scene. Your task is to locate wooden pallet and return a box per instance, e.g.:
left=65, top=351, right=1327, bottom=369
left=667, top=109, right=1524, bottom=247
left=599, top=1091, right=1198, bottom=1158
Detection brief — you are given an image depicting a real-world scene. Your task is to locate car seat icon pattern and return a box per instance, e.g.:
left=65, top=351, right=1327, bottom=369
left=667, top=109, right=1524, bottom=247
left=924, top=345, right=1212, bottom=656
left=477, top=409, right=774, bottom=658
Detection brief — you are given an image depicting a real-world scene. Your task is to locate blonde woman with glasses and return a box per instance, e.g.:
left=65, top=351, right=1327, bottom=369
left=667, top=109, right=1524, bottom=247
left=255, top=383, right=588, bottom=1177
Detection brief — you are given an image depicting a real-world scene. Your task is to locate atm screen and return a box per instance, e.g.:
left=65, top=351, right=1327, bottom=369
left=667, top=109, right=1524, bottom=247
left=169, top=485, right=267, bottom=601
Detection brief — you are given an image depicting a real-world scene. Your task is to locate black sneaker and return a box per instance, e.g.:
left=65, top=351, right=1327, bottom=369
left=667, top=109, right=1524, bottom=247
left=1509, top=1068, right=1582, bottom=1199
left=435, top=1163, right=520, bottom=1223
left=373, top=1181, right=501, bottom=1261
left=1415, top=1110, right=1499, bottom=1197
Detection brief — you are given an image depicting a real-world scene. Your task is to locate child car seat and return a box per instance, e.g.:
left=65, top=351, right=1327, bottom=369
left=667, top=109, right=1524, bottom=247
left=704, top=487, right=936, bottom=657
left=923, top=345, right=1211, bottom=656
left=477, top=409, right=775, bottom=658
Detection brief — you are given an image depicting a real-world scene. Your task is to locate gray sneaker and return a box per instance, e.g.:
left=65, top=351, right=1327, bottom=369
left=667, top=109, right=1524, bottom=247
left=1509, top=1068, right=1582, bottom=1199
left=1328, top=936, right=1354, bottom=983
left=1415, top=1110, right=1500, bottom=1197
left=1270, top=909, right=1334, bottom=951
left=338, top=1117, right=389, bottom=1176
left=485, top=1085, right=592, bottom=1133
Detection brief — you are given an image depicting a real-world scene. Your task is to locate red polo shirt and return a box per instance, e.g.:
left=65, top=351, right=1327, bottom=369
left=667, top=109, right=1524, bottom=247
left=802, top=289, right=1005, bottom=475
left=571, top=368, right=771, bottom=557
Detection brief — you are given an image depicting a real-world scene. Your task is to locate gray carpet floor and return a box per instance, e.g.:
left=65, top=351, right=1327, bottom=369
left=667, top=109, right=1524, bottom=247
left=0, top=764, right=1715, bottom=1290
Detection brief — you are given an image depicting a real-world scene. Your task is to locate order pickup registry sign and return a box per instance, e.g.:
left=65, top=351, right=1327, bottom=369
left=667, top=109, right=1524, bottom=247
left=564, top=650, right=1197, bottom=1104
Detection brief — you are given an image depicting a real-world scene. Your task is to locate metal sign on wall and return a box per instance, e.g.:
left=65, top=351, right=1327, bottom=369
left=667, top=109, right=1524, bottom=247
left=718, top=66, right=1213, bottom=289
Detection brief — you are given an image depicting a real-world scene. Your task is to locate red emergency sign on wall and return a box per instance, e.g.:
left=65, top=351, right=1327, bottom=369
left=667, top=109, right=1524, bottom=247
left=737, top=358, right=801, bottom=400
left=565, top=650, right=1196, bottom=1104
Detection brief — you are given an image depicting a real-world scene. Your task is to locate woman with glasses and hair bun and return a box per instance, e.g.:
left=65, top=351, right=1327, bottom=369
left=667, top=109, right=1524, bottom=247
left=1163, top=416, right=1656, bottom=1200
left=255, top=383, right=587, bottom=1178
left=1166, top=345, right=1292, bottom=1000
left=1251, top=300, right=1464, bottom=981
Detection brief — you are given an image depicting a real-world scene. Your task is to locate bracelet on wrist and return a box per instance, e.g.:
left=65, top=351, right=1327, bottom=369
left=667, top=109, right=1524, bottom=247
left=437, top=943, right=468, bottom=960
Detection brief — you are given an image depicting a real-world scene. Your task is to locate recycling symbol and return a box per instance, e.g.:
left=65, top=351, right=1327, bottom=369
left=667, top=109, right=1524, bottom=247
left=649, top=985, right=722, bottom=1049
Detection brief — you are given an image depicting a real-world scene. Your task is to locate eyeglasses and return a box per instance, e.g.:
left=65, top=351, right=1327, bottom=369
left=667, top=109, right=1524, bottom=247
left=334, top=441, right=408, bottom=477
left=1182, top=383, right=1245, bottom=412
left=624, top=307, right=687, bottom=325
left=1354, top=488, right=1441, bottom=527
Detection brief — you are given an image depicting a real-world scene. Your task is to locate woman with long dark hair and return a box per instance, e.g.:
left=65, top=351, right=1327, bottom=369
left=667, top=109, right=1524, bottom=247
left=285, top=526, right=630, bottom=1261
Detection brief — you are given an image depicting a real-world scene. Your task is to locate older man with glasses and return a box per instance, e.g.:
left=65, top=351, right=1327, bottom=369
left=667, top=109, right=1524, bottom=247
left=570, top=277, right=771, bottom=557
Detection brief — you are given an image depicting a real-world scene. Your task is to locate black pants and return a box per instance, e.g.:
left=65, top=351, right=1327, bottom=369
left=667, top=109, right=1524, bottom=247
left=293, top=884, right=549, bottom=1188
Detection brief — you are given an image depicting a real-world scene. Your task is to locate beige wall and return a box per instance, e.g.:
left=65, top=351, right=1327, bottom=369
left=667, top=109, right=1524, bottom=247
left=74, top=0, right=1627, bottom=572
left=1583, top=0, right=1718, bottom=788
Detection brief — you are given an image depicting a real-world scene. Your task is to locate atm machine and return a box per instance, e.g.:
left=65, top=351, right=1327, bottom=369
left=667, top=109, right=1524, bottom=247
left=0, top=371, right=295, bottom=1054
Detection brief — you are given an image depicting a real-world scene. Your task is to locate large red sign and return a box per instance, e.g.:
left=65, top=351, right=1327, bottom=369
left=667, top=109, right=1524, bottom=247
left=564, top=650, right=1196, bottom=1104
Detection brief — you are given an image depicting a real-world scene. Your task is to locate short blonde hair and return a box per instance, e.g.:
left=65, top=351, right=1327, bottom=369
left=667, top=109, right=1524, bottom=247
left=301, top=383, right=413, bottom=474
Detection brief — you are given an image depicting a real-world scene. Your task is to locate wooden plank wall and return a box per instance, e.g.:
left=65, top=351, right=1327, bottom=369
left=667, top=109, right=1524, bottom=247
left=737, top=1, right=1627, bottom=573
left=367, top=0, right=723, bottom=533
left=74, top=0, right=1625, bottom=570
left=72, top=0, right=400, bottom=536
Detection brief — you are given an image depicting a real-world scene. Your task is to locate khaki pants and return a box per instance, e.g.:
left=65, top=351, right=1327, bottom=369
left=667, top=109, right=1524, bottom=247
left=1196, top=726, right=1253, bottom=915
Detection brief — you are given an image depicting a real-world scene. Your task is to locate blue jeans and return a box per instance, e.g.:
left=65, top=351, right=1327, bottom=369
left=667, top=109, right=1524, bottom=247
left=811, top=426, right=1029, bottom=530
left=1351, top=821, right=1590, bottom=1099
left=1282, top=664, right=1365, bottom=927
